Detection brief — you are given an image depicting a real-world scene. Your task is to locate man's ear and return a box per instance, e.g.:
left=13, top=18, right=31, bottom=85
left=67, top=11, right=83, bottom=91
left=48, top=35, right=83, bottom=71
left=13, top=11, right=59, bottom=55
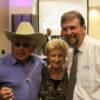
left=83, top=24, right=86, bottom=30
left=82, top=24, right=86, bottom=35
left=32, top=45, right=36, bottom=52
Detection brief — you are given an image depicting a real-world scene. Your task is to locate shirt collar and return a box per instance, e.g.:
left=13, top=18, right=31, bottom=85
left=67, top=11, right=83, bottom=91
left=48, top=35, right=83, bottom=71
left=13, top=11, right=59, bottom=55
left=78, top=35, right=89, bottom=53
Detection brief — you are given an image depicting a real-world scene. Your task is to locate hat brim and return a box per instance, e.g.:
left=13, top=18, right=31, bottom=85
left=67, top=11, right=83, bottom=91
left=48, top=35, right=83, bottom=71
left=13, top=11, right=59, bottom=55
left=5, top=31, right=47, bottom=47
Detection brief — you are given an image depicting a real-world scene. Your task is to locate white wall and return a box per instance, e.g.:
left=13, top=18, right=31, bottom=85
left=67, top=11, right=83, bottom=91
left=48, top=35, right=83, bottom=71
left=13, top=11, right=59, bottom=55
left=89, top=0, right=100, bottom=40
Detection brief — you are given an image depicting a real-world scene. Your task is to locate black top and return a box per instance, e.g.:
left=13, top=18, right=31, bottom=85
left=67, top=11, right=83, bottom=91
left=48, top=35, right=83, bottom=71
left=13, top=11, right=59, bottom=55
left=39, top=66, right=68, bottom=100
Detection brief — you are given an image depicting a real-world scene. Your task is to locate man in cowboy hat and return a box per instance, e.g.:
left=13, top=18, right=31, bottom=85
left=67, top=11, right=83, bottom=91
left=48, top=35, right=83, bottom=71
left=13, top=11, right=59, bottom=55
left=0, top=22, right=47, bottom=100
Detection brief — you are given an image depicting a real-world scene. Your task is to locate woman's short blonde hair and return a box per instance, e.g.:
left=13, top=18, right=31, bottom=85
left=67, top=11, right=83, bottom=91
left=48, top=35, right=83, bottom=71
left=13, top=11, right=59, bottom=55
left=44, top=39, right=69, bottom=57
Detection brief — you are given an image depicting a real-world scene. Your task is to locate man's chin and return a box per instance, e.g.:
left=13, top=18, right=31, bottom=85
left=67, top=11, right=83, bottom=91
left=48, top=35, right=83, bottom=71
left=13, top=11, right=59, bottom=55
left=16, top=56, right=26, bottom=61
left=68, top=42, right=76, bottom=48
left=67, top=39, right=78, bottom=47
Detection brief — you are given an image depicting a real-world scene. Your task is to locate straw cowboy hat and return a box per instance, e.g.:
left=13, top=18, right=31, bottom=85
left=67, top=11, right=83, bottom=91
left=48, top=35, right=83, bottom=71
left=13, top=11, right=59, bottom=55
left=5, top=22, right=47, bottom=47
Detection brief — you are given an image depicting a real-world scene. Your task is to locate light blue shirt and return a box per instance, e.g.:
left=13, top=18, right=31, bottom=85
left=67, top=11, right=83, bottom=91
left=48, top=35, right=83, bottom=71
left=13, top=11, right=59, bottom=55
left=0, top=54, right=45, bottom=100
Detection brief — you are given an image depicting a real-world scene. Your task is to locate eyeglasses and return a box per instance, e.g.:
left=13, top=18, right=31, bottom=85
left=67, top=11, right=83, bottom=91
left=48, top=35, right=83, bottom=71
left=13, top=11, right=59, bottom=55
left=14, top=42, right=30, bottom=48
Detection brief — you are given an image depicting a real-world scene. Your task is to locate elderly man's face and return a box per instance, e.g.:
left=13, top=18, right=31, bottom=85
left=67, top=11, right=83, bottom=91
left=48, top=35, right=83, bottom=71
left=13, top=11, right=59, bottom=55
left=11, top=38, right=35, bottom=63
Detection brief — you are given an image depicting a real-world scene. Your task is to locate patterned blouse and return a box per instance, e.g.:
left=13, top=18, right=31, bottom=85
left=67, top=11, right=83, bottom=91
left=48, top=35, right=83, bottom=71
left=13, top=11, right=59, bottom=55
left=39, top=66, right=68, bottom=100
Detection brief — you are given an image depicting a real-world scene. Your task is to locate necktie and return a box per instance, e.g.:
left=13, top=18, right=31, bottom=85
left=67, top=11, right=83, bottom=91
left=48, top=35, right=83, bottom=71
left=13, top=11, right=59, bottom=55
left=66, top=49, right=79, bottom=100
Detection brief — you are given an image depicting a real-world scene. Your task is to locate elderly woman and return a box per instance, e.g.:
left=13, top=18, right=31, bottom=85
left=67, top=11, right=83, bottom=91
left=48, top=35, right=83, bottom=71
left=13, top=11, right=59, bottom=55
left=39, top=39, right=69, bottom=100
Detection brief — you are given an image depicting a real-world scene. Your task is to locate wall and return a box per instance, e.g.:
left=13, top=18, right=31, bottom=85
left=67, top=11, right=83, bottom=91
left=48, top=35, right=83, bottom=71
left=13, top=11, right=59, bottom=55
left=89, top=0, right=100, bottom=40
left=89, top=7, right=100, bottom=39
left=0, top=0, right=10, bottom=54
left=9, top=0, right=33, bottom=14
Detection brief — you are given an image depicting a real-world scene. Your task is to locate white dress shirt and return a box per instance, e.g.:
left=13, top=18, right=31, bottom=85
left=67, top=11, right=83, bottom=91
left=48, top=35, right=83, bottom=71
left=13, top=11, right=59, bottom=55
left=67, top=35, right=100, bottom=100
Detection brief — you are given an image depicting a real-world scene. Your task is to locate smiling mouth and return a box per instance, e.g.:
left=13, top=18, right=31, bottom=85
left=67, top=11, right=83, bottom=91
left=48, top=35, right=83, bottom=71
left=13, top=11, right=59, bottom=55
left=67, top=35, right=76, bottom=41
left=17, top=53, right=25, bottom=56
